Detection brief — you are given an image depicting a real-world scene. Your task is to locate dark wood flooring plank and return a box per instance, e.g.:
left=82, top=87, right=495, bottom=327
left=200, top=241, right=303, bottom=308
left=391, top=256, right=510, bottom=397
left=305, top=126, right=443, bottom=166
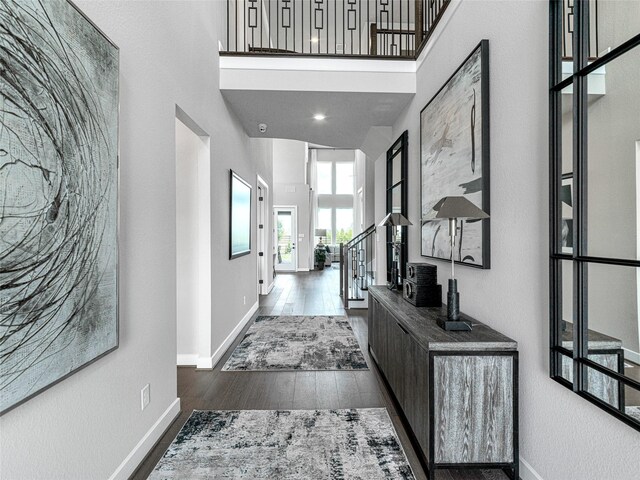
left=315, top=371, right=340, bottom=409
left=267, top=372, right=296, bottom=410
left=293, top=371, right=317, bottom=409
left=335, top=370, right=363, bottom=408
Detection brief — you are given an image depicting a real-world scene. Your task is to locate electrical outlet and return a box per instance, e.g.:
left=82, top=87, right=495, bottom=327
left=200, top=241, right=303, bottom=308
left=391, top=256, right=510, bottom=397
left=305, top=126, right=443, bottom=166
left=243, top=296, right=246, bottom=305
left=141, top=384, right=150, bottom=411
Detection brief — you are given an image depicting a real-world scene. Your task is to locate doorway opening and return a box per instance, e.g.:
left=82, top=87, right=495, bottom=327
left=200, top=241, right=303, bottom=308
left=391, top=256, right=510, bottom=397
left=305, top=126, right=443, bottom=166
left=274, top=206, right=298, bottom=273
left=175, top=108, right=212, bottom=369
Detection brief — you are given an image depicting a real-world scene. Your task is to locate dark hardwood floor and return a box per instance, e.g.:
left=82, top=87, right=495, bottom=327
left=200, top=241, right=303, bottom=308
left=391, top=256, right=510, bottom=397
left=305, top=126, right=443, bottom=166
left=132, top=266, right=512, bottom=479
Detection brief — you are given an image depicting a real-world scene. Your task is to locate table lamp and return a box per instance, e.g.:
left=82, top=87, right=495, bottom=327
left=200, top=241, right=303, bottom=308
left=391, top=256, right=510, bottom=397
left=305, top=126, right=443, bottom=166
left=378, top=212, right=412, bottom=290
left=423, top=196, right=489, bottom=331
left=315, top=228, right=327, bottom=245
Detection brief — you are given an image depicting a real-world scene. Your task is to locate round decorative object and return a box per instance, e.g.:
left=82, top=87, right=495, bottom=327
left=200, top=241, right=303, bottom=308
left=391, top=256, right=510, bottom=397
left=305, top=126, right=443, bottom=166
left=408, top=265, right=415, bottom=278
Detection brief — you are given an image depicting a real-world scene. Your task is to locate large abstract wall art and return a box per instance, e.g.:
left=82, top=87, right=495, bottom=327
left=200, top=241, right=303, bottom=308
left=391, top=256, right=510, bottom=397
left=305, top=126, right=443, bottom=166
left=420, top=40, right=490, bottom=269
left=0, top=0, right=119, bottom=414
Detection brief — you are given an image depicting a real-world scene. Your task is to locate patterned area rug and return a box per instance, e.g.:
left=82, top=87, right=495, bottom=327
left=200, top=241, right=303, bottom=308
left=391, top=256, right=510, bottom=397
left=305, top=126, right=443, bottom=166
left=222, top=315, right=368, bottom=371
left=149, top=408, right=414, bottom=479
left=627, top=406, right=640, bottom=422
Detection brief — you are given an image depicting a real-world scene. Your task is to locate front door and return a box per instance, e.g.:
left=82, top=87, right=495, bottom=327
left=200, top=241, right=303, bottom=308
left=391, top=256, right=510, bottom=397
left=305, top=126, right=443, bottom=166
left=274, top=206, right=297, bottom=272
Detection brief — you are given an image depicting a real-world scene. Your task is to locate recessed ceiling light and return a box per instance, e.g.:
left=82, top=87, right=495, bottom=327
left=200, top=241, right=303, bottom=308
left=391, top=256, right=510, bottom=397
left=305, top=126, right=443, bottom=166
left=313, top=114, right=326, bottom=121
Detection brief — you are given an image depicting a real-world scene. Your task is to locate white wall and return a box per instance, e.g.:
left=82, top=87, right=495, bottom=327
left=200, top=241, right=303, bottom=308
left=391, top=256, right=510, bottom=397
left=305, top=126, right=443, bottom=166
left=354, top=149, right=367, bottom=235
left=0, top=2, right=272, bottom=478
left=272, top=138, right=307, bottom=184
left=376, top=1, right=640, bottom=478
left=374, top=150, right=387, bottom=283
left=364, top=153, right=376, bottom=228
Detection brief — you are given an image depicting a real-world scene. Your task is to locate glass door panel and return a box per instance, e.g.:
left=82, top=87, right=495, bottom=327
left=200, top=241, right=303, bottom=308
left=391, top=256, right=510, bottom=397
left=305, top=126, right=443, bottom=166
left=275, top=208, right=296, bottom=272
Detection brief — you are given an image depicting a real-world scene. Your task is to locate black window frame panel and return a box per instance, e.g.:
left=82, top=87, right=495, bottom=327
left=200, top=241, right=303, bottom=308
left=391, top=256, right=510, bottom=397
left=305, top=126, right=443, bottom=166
left=549, top=0, right=640, bottom=432
left=386, top=130, right=409, bottom=284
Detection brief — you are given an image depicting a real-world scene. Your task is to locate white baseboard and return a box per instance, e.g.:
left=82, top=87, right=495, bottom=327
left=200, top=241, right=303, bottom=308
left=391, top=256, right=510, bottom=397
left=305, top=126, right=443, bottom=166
left=520, top=457, right=544, bottom=480
left=109, top=398, right=181, bottom=480
left=296, top=268, right=310, bottom=272
left=196, top=356, right=213, bottom=370
left=623, top=348, right=640, bottom=365
left=176, top=354, right=198, bottom=366
left=202, top=301, right=259, bottom=370
left=267, top=281, right=275, bottom=294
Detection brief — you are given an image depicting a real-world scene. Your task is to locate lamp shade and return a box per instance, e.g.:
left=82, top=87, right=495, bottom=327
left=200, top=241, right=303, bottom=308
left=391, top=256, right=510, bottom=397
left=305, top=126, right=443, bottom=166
left=423, top=196, right=489, bottom=221
left=378, top=212, right=413, bottom=227
left=315, top=228, right=327, bottom=237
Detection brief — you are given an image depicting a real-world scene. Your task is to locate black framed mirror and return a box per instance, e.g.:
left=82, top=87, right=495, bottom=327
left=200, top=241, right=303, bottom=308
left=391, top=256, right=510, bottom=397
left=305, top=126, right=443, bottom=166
left=386, top=131, right=408, bottom=284
left=549, top=0, right=640, bottom=431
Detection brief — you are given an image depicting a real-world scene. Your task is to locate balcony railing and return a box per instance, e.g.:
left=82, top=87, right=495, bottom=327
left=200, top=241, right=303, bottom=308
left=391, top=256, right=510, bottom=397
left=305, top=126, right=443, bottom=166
left=224, top=0, right=451, bottom=58
left=562, top=0, right=600, bottom=60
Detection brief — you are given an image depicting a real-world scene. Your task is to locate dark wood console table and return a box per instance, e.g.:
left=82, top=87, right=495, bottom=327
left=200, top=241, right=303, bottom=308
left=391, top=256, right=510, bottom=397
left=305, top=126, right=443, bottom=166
left=368, top=286, right=519, bottom=479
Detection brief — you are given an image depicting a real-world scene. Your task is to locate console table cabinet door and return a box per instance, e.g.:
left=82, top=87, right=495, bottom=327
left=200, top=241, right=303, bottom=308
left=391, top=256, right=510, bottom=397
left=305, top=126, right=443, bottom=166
left=370, top=298, right=389, bottom=372
left=387, top=315, right=408, bottom=406
left=432, top=355, right=515, bottom=464
left=403, top=336, right=430, bottom=458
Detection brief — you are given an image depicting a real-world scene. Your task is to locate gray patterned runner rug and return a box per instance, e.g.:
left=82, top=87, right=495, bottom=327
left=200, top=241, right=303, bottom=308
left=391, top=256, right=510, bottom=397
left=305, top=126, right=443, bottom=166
left=222, top=315, right=368, bottom=371
left=149, top=408, right=414, bottom=480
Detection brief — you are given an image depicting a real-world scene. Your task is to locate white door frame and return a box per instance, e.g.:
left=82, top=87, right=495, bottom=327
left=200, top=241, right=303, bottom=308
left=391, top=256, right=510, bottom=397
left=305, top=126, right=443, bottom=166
left=274, top=205, right=298, bottom=272
left=257, top=175, right=270, bottom=295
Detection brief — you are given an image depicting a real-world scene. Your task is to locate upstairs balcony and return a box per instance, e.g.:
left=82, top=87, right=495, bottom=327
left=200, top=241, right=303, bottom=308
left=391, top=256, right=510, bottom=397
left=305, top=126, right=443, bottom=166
left=222, top=0, right=451, bottom=59
left=218, top=0, right=602, bottom=151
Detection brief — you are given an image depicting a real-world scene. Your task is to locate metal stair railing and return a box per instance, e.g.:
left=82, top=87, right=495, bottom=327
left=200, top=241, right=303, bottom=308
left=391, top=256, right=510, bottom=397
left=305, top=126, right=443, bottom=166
left=224, top=0, right=452, bottom=60
left=340, top=224, right=376, bottom=309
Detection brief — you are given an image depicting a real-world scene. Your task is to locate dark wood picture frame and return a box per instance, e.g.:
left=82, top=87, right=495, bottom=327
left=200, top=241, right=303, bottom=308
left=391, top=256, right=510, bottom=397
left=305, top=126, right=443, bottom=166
left=420, top=39, right=490, bottom=269
left=229, top=170, right=252, bottom=259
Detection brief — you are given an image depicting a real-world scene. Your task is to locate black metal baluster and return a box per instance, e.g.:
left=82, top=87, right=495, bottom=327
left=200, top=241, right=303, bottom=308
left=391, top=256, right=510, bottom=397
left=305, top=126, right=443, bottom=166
left=358, top=0, right=361, bottom=55
left=309, top=0, right=312, bottom=53
left=375, top=0, right=378, bottom=55
left=366, top=0, right=369, bottom=55
left=227, top=0, right=229, bottom=51
left=267, top=0, right=271, bottom=50
left=392, top=0, right=395, bottom=56
left=326, top=0, right=329, bottom=55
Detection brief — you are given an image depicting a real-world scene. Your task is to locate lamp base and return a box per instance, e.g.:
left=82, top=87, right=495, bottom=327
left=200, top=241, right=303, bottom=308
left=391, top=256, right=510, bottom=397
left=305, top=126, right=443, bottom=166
left=447, top=278, right=460, bottom=320
left=388, top=258, right=399, bottom=291
left=437, top=318, right=472, bottom=331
